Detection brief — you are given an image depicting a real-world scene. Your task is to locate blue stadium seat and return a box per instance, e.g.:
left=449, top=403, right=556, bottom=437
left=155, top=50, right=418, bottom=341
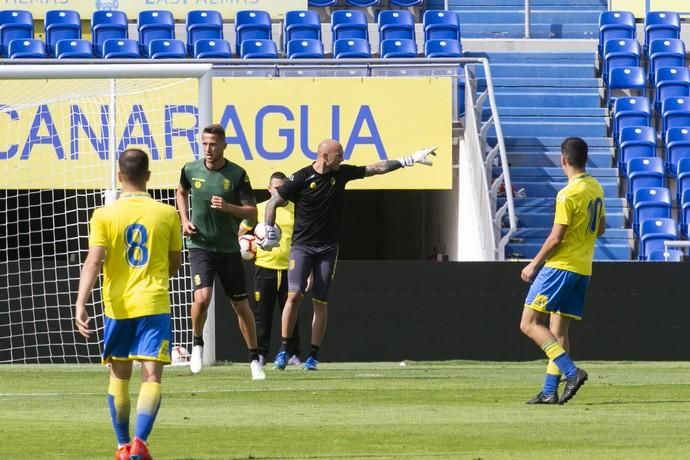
left=378, top=10, right=415, bottom=42
left=607, top=67, right=646, bottom=106
left=91, top=10, right=128, bottom=58
left=654, top=66, right=690, bottom=114
left=333, top=38, right=370, bottom=58
left=103, top=38, right=141, bottom=59
left=347, top=0, right=379, bottom=6
left=618, top=126, right=656, bottom=173
left=424, top=38, right=462, bottom=57
left=235, top=10, right=272, bottom=56
left=149, top=38, right=187, bottom=59
left=287, top=38, right=324, bottom=59
left=331, top=10, right=368, bottom=43
left=308, top=0, right=337, bottom=6
left=664, top=127, right=690, bottom=176
left=627, top=157, right=665, bottom=203
left=240, top=39, right=278, bottom=59
left=186, top=10, right=223, bottom=56
left=138, top=10, right=175, bottom=57
left=45, top=10, right=80, bottom=57
left=193, top=38, right=232, bottom=59
left=0, top=10, right=34, bottom=57
left=639, top=218, right=677, bottom=260
left=423, top=10, right=460, bottom=42
left=602, top=38, right=641, bottom=84
left=56, top=39, right=93, bottom=59
left=284, top=11, right=321, bottom=50
left=676, top=158, right=690, bottom=205
left=380, top=38, right=417, bottom=58
left=8, top=38, right=45, bottom=59
left=644, top=11, right=680, bottom=55
left=391, top=0, right=424, bottom=5
left=681, top=188, right=690, bottom=238
left=648, top=39, right=685, bottom=84
left=612, top=97, right=651, bottom=146
left=661, top=96, right=690, bottom=141
left=598, top=11, right=635, bottom=57
left=647, top=248, right=684, bottom=261
left=633, top=187, right=672, bottom=236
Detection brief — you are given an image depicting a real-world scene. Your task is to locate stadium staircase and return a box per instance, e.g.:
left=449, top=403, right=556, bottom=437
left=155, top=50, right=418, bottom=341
left=424, top=0, right=633, bottom=260
left=427, top=0, right=605, bottom=39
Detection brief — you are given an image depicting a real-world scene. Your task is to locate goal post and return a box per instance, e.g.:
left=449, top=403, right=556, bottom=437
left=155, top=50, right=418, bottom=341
left=0, top=64, right=215, bottom=365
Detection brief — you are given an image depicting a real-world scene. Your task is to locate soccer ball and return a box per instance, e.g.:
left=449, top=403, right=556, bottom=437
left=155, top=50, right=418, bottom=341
left=171, top=345, right=190, bottom=364
left=238, top=234, right=257, bottom=260
left=253, top=222, right=282, bottom=246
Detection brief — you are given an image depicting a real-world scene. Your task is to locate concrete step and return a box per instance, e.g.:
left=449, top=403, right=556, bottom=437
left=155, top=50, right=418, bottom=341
left=461, top=24, right=598, bottom=39
left=430, top=0, right=606, bottom=6
left=507, top=151, right=613, bottom=167
left=505, top=227, right=631, bottom=238
left=468, top=51, right=597, bottom=62
left=515, top=211, right=625, bottom=227
left=489, top=77, right=602, bottom=88
left=494, top=86, right=599, bottom=94
left=506, top=243, right=632, bottom=260
left=502, top=196, right=627, bottom=209
left=493, top=121, right=607, bottom=137
left=502, top=166, right=618, bottom=179
left=493, top=92, right=602, bottom=107
left=511, top=180, right=619, bottom=197
left=482, top=63, right=595, bottom=78
left=494, top=136, right=613, bottom=148
left=454, top=10, right=603, bottom=23
left=496, top=107, right=607, bottom=116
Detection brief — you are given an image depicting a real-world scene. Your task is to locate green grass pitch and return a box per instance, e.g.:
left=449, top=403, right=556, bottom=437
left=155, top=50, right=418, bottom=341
left=2, top=361, right=690, bottom=459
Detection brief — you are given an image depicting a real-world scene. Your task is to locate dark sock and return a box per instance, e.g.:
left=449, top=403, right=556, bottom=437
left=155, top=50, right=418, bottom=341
left=193, top=336, right=204, bottom=347
left=279, top=338, right=289, bottom=353
left=309, top=344, right=320, bottom=360
left=248, top=348, right=259, bottom=362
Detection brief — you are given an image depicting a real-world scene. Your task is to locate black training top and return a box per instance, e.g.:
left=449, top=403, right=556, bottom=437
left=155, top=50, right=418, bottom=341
left=277, top=164, right=366, bottom=246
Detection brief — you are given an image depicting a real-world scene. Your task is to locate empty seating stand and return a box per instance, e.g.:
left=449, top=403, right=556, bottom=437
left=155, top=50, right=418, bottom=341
left=0, top=10, right=33, bottom=57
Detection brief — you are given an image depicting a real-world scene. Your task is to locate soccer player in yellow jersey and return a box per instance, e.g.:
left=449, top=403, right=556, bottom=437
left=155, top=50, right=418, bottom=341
left=239, top=172, right=302, bottom=366
left=519, top=137, right=606, bottom=405
left=74, top=148, right=182, bottom=460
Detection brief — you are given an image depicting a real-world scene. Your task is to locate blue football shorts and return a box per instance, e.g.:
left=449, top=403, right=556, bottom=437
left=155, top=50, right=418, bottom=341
left=524, top=266, right=590, bottom=320
left=102, top=313, right=172, bottom=364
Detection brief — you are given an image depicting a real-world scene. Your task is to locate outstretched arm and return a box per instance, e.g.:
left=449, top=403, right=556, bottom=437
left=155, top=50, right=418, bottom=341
left=364, top=147, right=437, bottom=177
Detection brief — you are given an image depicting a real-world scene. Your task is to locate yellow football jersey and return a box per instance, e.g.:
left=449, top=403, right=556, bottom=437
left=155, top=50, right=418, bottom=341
left=255, top=201, right=294, bottom=270
left=89, top=192, right=182, bottom=319
left=545, top=173, right=605, bottom=276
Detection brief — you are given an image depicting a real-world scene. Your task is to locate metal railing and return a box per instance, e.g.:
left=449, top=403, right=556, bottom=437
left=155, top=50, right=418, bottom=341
left=464, top=62, right=517, bottom=260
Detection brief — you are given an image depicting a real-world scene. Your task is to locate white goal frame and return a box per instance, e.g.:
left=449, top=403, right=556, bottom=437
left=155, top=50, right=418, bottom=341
left=0, top=63, right=216, bottom=365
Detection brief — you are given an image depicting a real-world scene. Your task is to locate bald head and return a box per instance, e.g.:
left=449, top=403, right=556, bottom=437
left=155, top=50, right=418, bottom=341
left=316, top=139, right=344, bottom=172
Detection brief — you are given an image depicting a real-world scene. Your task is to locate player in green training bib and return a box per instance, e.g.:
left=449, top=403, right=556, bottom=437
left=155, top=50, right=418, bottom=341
left=176, top=123, right=265, bottom=381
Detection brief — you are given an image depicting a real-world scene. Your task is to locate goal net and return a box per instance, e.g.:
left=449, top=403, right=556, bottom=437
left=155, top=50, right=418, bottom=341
left=0, top=64, right=212, bottom=364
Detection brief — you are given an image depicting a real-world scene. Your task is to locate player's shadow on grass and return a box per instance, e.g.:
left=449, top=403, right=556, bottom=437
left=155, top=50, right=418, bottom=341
left=583, top=399, right=690, bottom=406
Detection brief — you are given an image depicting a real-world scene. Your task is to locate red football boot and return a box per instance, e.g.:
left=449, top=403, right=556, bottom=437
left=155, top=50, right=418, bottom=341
left=129, top=437, right=153, bottom=460
left=114, top=443, right=130, bottom=460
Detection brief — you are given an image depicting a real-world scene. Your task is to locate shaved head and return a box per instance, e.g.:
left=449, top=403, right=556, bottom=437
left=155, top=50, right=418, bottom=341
left=315, top=139, right=345, bottom=172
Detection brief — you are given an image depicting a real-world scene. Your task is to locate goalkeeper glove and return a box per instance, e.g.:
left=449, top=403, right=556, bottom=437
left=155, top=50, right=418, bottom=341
left=259, top=225, right=280, bottom=250
left=398, top=146, right=437, bottom=167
